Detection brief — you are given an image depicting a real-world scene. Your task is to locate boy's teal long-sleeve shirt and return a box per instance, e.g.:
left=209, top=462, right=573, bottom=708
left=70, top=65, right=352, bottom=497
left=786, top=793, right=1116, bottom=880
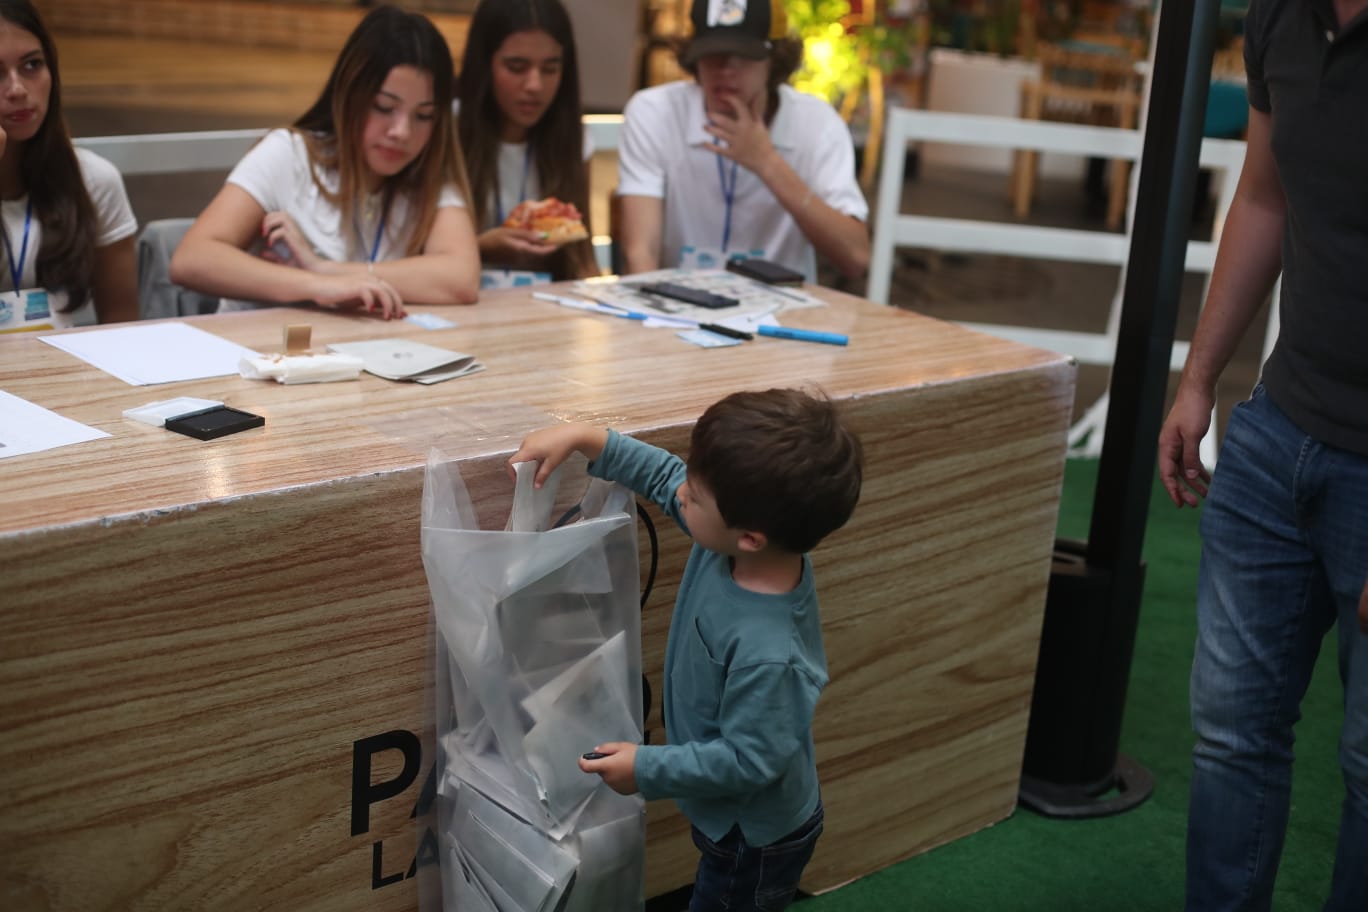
left=589, top=430, right=828, bottom=846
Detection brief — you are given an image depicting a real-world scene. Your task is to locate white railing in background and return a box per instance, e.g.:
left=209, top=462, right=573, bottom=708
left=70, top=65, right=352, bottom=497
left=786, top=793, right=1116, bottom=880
left=867, top=107, right=1276, bottom=460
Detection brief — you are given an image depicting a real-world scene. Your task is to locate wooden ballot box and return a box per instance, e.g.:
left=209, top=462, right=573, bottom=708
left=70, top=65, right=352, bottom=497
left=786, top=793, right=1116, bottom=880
left=0, top=285, right=1075, bottom=910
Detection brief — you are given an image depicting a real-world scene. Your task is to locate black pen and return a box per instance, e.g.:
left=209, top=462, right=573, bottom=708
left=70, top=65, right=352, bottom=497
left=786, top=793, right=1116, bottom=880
left=697, top=323, right=753, bottom=341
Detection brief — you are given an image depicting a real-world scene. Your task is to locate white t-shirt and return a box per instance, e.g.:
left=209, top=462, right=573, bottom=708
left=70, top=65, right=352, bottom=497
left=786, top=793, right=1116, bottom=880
left=617, top=82, right=868, bottom=283
left=485, top=132, right=595, bottom=229
left=0, top=148, right=137, bottom=329
left=221, top=129, right=466, bottom=310
left=451, top=100, right=596, bottom=230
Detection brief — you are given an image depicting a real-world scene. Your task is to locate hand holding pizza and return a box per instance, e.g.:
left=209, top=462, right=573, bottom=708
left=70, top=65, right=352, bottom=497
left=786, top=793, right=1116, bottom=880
left=478, top=226, right=560, bottom=261
left=502, top=197, right=589, bottom=246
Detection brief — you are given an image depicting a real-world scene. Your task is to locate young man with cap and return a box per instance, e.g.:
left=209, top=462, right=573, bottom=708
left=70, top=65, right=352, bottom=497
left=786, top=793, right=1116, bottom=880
left=616, top=0, right=869, bottom=283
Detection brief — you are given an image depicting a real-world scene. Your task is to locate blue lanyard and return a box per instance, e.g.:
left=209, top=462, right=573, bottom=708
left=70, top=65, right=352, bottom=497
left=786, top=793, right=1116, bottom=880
left=494, top=144, right=533, bottom=225
left=715, top=154, right=738, bottom=253
left=3, top=199, right=32, bottom=296
left=353, top=203, right=387, bottom=264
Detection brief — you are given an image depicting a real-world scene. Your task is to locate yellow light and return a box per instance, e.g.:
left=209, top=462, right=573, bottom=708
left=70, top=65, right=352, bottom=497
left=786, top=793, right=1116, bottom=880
left=807, top=37, right=835, bottom=67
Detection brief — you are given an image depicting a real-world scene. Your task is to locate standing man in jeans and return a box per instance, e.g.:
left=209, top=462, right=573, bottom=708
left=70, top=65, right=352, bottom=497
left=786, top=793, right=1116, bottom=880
left=1157, top=0, right=1367, bottom=908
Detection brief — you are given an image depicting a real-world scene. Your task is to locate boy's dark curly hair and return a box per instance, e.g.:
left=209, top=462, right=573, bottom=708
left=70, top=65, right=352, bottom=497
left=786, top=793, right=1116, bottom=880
left=687, top=388, right=863, bottom=554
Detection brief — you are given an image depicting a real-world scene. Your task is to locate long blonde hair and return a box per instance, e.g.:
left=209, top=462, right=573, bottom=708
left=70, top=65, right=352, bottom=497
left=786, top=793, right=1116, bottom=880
left=293, top=4, right=472, bottom=258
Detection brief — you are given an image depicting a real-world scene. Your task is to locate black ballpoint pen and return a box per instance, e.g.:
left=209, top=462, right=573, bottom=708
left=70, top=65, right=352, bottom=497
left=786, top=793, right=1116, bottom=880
left=697, top=323, right=753, bottom=340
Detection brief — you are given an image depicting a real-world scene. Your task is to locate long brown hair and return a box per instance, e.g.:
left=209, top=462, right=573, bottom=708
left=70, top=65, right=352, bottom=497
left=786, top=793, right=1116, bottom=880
left=456, top=0, right=596, bottom=279
left=293, top=4, right=472, bottom=259
left=0, top=0, right=97, bottom=313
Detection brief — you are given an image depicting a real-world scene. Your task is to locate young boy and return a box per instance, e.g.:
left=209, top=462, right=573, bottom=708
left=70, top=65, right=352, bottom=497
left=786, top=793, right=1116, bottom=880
left=509, top=388, right=863, bottom=911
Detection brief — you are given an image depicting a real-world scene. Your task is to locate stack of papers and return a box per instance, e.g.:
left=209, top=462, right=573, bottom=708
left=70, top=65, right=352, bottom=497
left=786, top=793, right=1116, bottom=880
left=328, top=338, right=484, bottom=384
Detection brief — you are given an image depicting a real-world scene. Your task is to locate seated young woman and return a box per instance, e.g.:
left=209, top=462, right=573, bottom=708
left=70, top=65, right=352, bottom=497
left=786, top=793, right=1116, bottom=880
left=171, top=4, right=479, bottom=320
left=455, top=0, right=597, bottom=286
left=0, top=0, right=138, bottom=330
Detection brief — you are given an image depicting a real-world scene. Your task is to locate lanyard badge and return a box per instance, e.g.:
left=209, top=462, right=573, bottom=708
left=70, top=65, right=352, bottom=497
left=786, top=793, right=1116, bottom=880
left=354, top=204, right=388, bottom=265
left=3, top=199, right=33, bottom=298
left=715, top=154, right=738, bottom=254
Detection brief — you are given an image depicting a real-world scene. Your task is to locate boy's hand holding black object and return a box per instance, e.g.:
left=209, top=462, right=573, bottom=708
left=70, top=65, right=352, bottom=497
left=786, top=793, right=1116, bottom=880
left=726, top=257, right=804, bottom=286
left=578, top=742, right=639, bottom=795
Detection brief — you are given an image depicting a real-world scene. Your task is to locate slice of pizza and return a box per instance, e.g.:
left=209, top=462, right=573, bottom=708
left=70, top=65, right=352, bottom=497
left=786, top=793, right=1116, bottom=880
left=503, top=197, right=589, bottom=244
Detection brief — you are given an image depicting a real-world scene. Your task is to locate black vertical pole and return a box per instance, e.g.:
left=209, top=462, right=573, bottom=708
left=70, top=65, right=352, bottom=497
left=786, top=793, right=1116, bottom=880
left=1019, top=0, right=1222, bottom=817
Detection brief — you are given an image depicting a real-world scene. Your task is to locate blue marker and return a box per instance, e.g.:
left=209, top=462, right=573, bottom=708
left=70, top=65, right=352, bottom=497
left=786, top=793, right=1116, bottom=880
left=756, top=325, right=848, bottom=346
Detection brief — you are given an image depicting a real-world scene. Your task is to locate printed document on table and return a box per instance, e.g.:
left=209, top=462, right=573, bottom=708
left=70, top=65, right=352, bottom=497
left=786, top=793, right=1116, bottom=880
left=0, top=390, right=109, bottom=459
left=573, top=268, right=823, bottom=325
left=39, top=323, right=259, bottom=385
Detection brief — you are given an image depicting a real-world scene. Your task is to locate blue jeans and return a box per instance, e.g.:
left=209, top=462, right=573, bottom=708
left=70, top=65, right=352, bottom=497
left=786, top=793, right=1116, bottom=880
left=1187, top=385, right=1368, bottom=911
left=689, top=802, right=824, bottom=912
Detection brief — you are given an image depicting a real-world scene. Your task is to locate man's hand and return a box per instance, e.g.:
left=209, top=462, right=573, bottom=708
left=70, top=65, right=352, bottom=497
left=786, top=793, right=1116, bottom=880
left=702, top=93, right=779, bottom=177
left=1158, top=383, right=1215, bottom=507
left=508, top=423, right=607, bottom=488
left=579, top=742, right=639, bottom=796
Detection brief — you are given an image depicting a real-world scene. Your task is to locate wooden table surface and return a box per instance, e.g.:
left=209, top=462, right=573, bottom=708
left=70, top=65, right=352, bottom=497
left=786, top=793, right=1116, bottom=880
left=0, top=286, right=1076, bottom=910
left=1, top=287, right=1063, bottom=533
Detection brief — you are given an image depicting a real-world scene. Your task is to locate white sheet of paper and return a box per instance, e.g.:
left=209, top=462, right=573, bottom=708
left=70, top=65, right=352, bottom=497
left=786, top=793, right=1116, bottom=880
left=0, top=390, right=110, bottom=459
left=453, top=783, right=578, bottom=912
left=39, top=323, right=259, bottom=386
left=443, top=843, right=500, bottom=912
left=561, top=813, right=646, bottom=912
left=521, top=635, right=638, bottom=822
left=574, top=268, right=821, bottom=325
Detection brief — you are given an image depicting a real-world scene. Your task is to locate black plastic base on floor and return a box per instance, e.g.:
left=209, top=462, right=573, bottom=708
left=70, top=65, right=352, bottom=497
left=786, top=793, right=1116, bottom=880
left=645, top=884, right=693, bottom=912
left=1019, top=751, right=1156, bottom=819
left=645, top=882, right=818, bottom=910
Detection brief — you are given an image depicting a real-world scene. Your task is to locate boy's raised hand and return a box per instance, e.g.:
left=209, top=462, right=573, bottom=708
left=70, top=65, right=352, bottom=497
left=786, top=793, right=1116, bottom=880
left=579, top=742, right=638, bottom=795
left=702, top=92, right=777, bottom=178
left=508, top=423, right=609, bottom=488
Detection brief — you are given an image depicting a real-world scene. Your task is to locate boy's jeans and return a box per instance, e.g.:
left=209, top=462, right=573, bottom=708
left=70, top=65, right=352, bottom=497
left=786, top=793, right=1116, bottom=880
left=689, top=802, right=824, bottom=912
left=1187, top=385, right=1368, bottom=911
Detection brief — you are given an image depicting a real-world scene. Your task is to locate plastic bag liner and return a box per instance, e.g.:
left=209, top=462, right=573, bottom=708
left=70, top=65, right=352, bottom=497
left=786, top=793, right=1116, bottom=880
left=422, top=451, right=646, bottom=911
